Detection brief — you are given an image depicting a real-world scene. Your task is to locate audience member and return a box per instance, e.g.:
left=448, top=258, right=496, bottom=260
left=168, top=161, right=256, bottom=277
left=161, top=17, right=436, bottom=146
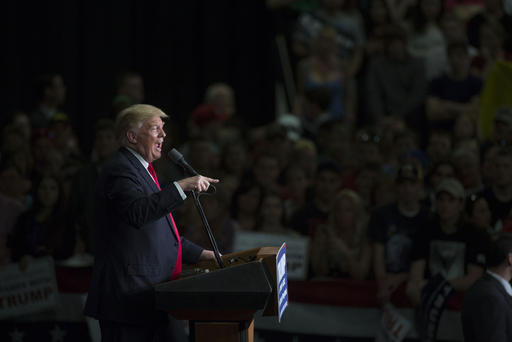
left=407, top=178, right=486, bottom=305
left=368, top=163, right=429, bottom=302
left=366, top=24, right=426, bottom=128
left=426, top=41, right=482, bottom=132
left=290, top=159, right=341, bottom=236
left=466, top=193, right=493, bottom=234
left=310, top=190, right=371, bottom=279
left=406, top=0, right=447, bottom=80
left=479, top=146, right=512, bottom=231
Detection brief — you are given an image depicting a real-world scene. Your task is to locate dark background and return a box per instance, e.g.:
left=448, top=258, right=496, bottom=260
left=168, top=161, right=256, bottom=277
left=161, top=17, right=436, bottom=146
left=3, top=0, right=277, bottom=149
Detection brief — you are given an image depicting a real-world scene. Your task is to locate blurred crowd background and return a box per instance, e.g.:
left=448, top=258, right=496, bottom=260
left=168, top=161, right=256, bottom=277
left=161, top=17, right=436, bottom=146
left=3, top=0, right=512, bottom=337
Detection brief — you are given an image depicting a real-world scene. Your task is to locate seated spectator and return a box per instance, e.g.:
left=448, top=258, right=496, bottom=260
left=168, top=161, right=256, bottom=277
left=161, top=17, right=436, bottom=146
left=426, top=41, right=482, bottom=132
left=310, top=190, right=371, bottom=279
left=290, top=159, right=341, bottom=236
left=365, top=24, right=426, bottom=127
left=479, top=146, right=512, bottom=232
left=368, top=163, right=429, bottom=302
left=8, top=175, right=73, bottom=263
left=407, top=178, right=487, bottom=305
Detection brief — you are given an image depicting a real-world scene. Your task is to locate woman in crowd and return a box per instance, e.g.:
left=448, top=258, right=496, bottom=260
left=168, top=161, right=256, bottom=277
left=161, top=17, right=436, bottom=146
left=9, top=175, right=73, bottom=263
left=310, top=190, right=371, bottom=279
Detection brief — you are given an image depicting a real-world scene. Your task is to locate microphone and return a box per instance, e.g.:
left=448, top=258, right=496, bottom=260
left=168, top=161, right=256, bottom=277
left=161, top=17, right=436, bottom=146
left=168, top=148, right=198, bottom=176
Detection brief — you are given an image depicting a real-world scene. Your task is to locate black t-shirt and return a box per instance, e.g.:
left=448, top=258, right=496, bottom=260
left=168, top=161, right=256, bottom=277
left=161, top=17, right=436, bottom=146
left=479, top=187, right=512, bottom=230
left=411, top=218, right=487, bottom=279
left=289, top=201, right=329, bottom=236
left=368, top=203, right=429, bottom=273
left=427, top=74, right=482, bottom=131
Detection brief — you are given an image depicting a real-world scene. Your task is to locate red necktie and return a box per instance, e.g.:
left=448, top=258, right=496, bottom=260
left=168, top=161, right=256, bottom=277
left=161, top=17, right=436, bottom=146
left=148, top=163, right=182, bottom=280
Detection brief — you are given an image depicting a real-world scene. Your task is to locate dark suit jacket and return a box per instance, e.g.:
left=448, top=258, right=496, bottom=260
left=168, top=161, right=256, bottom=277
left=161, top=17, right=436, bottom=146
left=84, top=147, right=203, bottom=324
left=461, top=273, right=512, bottom=342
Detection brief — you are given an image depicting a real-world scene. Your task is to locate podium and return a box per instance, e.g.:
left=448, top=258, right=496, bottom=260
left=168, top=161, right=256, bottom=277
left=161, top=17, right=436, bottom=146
left=154, top=247, right=282, bottom=342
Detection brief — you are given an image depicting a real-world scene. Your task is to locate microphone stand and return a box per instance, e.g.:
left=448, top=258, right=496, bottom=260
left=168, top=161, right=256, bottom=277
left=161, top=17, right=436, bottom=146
left=190, top=189, right=225, bottom=268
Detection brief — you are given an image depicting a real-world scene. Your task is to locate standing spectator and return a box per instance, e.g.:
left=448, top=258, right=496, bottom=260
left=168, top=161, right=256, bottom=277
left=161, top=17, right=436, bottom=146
left=466, top=0, right=512, bottom=51
left=366, top=24, right=426, bottom=128
left=452, top=147, right=484, bottom=196
left=296, top=25, right=357, bottom=122
left=282, top=164, right=311, bottom=222
left=115, top=71, right=145, bottom=104
left=466, top=193, right=493, bottom=234
left=290, top=159, right=341, bottom=236
left=293, top=0, right=366, bottom=77
left=30, top=73, right=67, bottom=131
left=368, top=163, right=429, bottom=302
left=426, top=41, right=482, bottom=132
left=425, top=130, right=453, bottom=166
left=230, top=178, right=263, bottom=232
left=407, top=178, right=486, bottom=306
left=479, top=146, right=512, bottom=231
left=256, top=192, right=294, bottom=235
left=67, top=119, right=118, bottom=254
left=310, top=190, right=371, bottom=279
left=8, top=175, right=72, bottom=262
left=406, top=0, right=447, bottom=80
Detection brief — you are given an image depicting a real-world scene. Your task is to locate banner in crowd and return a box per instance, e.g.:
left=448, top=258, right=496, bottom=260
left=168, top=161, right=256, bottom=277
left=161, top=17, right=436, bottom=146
left=0, top=256, right=58, bottom=319
left=376, top=303, right=412, bottom=342
left=232, top=231, right=309, bottom=280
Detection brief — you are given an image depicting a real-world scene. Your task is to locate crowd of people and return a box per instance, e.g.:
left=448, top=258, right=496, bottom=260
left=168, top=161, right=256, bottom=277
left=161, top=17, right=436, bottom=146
left=2, top=0, right=512, bottom=324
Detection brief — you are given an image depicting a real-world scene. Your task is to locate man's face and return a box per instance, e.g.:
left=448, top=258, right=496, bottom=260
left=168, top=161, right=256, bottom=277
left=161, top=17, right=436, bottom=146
left=132, top=116, right=166, bottom=163
left=436, top=192, right=463, bottom=222
left=397, top=179, right=422, bottom=204
left=494, top=155, right=512, bottom=187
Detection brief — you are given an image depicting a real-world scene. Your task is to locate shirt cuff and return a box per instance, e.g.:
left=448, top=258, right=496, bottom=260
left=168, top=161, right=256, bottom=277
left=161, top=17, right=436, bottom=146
left=174, top=181, right=187, bottom=200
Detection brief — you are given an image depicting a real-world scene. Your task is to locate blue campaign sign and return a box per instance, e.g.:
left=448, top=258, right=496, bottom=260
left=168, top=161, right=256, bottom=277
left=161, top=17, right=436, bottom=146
left=276, top=243, right=288, bottom=322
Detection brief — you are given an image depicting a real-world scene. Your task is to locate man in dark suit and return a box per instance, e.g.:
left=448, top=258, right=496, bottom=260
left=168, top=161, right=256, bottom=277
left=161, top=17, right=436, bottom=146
left=84, top=104, right=219, bottom=342
left=461, top=232, right=512, bottom=342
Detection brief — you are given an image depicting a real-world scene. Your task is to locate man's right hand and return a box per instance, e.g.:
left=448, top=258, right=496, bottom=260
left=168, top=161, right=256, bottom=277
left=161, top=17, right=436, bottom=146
left=177, top=175, right=219, bottom=193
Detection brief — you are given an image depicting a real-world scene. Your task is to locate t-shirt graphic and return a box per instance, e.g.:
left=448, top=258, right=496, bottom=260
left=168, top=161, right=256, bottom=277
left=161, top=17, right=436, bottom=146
left=429, top=240, right=465, bottom=279
left=386, top=231, right=413, bottom=273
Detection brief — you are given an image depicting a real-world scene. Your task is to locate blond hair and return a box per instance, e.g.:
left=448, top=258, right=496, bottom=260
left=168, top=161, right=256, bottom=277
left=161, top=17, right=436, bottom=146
left=115, top=104, right=168, bottom=144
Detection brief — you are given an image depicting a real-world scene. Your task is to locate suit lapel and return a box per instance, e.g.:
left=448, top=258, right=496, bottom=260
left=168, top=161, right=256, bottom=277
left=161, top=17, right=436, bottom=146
left=120, top=148, right=179, bottom=239
left=484, top=273, right=512, bottom=308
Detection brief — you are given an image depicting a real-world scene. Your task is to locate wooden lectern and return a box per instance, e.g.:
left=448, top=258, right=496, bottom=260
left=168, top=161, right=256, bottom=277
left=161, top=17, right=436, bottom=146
left=154, top=247, right=280, bottom=342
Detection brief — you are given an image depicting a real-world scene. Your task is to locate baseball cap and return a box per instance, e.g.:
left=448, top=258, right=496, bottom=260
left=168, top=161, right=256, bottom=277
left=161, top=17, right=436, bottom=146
left=396, top=163, right=423, bottom=183
left=435, top=178, right=465, bottom=200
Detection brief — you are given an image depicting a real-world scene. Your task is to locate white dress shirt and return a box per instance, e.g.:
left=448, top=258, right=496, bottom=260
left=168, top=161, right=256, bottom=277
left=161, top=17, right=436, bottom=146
left=487, top=270, right=512, bottom=296
left=125, top=147, right=187, bottom=200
